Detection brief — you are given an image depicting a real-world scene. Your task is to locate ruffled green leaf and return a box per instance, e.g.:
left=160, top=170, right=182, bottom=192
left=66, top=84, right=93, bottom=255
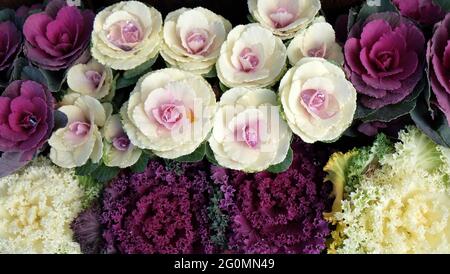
left=266, top=147, right=293, bottom=173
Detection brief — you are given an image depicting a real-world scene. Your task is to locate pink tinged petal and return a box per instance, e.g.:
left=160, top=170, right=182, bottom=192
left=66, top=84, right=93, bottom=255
left=430, top=66, right=450, bottom=122
left=269, top=7, right=295, bottom=28
left=0, top=135, right=17, bottom=151
left=23, top=13, right=53, bottom=46
left=307, top=44, right=327, bottom=58
left=183, top=29, right=211, bottom=55
left=65, top=121, right=91, bottom=146
left=234, top=120, right=261, bottom=149
left=300, top=89, right=339, bottom=119
left=107, top=20, right=142, bottom=51
left=152, top=103, right=185, bottom=130
left=239, top=47, right=260, bottom=73
left=112, top=135, right=131, bottom=151
left=344, top=38, right=365, bottom=75
left=85, top=70, right=104, bottom=90
left=360, top=19, right=392, bottom=48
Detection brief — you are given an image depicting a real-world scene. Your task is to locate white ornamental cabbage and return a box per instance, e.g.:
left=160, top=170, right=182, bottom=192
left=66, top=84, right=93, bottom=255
left=66, top=59, right=114, bottom=100
left=279, top=57, right=356, bottom=143
left=287, top=17, right=343, bottom=66
left=161, top=7, right=232, bottom=75
left=216, top=23, right=287, bottom=88
left=122, top=68, right=217, bottom=159
left=49, top=95, right=107, bottom=168
left=248, top=0, right=321, bottom=40
left=91, top=1, right=162, bottom=70
left=209, top=87, right=292, bottom=172
left=103, top=114, right=142, bottom=168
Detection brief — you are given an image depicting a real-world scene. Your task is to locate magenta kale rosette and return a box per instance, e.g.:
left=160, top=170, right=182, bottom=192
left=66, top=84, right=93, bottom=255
left=392, top=0, right=445, bottom=27
left=23, top=0, right=94, bottom=71
left=0, top=80, right=55, bottom=176
left=99, top=160, right=214, bottom=254
left=0, top=19, right=21, bottom=73
left=212, top=138, right=331, bottom=254
left=344, top=12, right=425, bottom=109
left=428, top=14, right=450, bottom=124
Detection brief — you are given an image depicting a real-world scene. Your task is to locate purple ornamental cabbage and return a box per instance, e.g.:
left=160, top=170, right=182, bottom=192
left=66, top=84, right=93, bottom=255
left=212, top=137, right=332, bottom=254
left=71, top=204, right=104, bottom=254
left=392, top=0, right=445, bottom=27
left=100, top=160, right=214, bottom=254
left=0, top=80, right=55, bottom=176
left=428, top=14, right=450, bottom=124
left=23, top=0, right=94, bottom=70
left=0, top=13, right=22, bottom=72
left=344, top=12, right=425, bottom=109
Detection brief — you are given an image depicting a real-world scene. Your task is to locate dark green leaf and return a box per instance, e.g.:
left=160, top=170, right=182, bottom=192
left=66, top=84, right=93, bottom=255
left=433, top=0, right=450, bottom=12
left=411, top=96, right=450, bottom=147
left=92, top=164, right=120, bottom=183
left=354, top=104, right=376, bottom=120
left=10, top=57, right=28, bottom=81
left=219, top=82, right=230, bottom=93
left=75, top=160, right=100, bottom=176
left=356, top=0, right=397, bottom=23
left=0, top=9, right=15, bottom=22
left=116, top=75, right=139, bottom=89
left=347, top=7, right=359, bottom=33
left=122, top=56, right=157, bottom=79
left=130, top=152, right=152, bottom=173
left=246, top=14, right=256, bottom=23
left=358, top=78, right=425, bottom=122
left=54, top=110, right=68, bottom=130
left=205, top=142, right=220, bottom=166
left=21, top=66, right=47, bottom=86
left=203, top=67, right=217, bottom=78
left=39, top=68, right=66, bottom=93
left=174, top=143, right=206, bottom=163
left=266, top=147, right=293, bottom=173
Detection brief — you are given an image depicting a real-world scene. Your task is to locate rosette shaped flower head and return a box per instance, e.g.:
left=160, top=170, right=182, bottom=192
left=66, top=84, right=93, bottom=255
left=122, top=68, right=217, bottom=159
left=66, top=59, right=114, bottom=100
left=325, top=127, right=450, bottom=254
left=101, top=160, right=214, bottom=254
left=287, top=16, right=343, bottom=66
left=213, top=137, right=331, bottom=254
left=0, top=80, right=55, bottom=176
left=209, top=87, right=292, bottom=172
left=161, top=7, right=232, bottom=75
left=91, top=1, right=162, bottom=70
left=48, top=94, right=107, bottom=168
left=0, top=157, right=83, bottom=253
left=393, top=0, right=445, bottom=27
left=279, top=57, right=357, bottom=143
left=248, top=0, right=321, bottom=40
left=103, top=114, right=141, bottom=168
left=0, top=14, right=22, bottom=72
left=216, top=24, right=287, bottom=88
left=344, top=12, right=425, bottom=109
left=23, top=0, right=94, bottom=70
left=428, top=14, right=450, bottom=124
